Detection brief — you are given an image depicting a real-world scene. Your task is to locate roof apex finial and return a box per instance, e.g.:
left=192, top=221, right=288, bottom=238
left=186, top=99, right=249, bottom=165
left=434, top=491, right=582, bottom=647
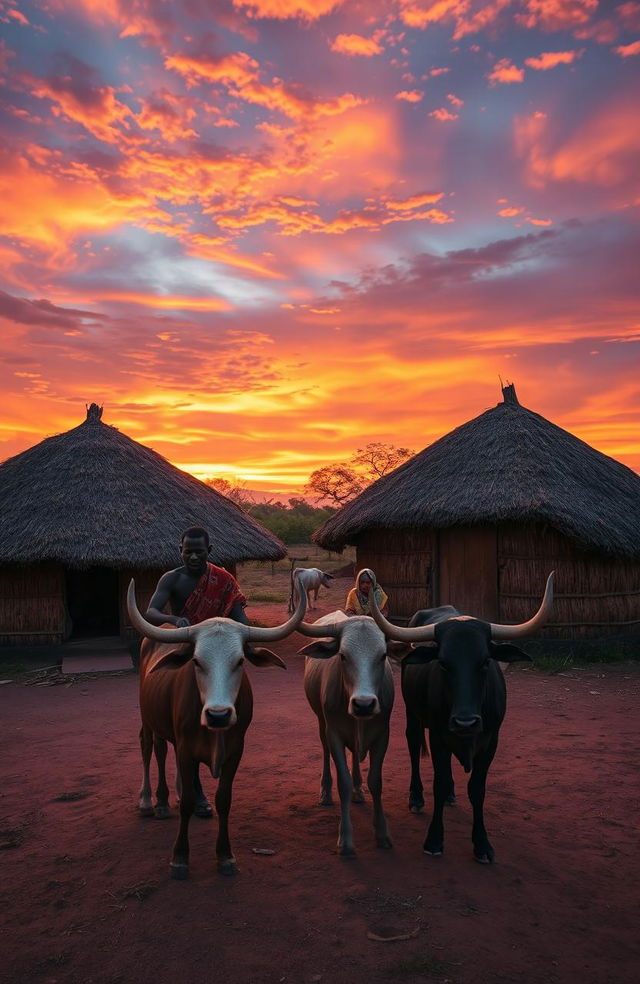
left=501, top=382, right=519, bottom=406
left=86, top=402, right=103, bottom=422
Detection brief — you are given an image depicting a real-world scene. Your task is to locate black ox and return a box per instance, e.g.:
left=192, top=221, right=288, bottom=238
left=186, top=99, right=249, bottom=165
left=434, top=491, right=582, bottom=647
left=369, top=574, right=554, bottom=863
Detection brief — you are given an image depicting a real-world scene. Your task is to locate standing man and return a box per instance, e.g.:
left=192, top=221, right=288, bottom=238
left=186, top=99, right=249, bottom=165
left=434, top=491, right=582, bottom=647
left=144, top=525, right=250, bottom=817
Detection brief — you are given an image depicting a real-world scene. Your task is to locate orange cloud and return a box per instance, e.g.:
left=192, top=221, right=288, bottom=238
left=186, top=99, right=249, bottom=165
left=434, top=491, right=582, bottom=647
left=28, top=75, right=133, bottom=145
left=499, top=206, right=525, bottom=216
left=517, top=0, right=599, bottom=32
left=429, top=107, right=458, bottom=120
left=232, top=0, right=343, bottom=18
left=525, top=49, right=584, bottom=69
left=515, top=99, right=640, bottom=192
left=396, top=89, right=424, bottom=102
left=488, top=58, right=524, bottom=85
left=331, top=33, right=383, bottom=56
left=614, top=40, right=640, bottom=56
left=385, top=192, right=445, bottom=211
left=135, top=90, right=199, bottom=142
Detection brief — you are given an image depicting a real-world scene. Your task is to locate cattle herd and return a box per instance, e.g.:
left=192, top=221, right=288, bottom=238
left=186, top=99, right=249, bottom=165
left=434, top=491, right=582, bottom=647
left=127, top=569, right=554, bottom=879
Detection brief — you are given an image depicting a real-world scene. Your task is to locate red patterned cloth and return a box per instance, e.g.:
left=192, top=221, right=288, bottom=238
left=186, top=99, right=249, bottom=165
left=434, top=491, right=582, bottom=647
left=181, top=563, right=246, bottom=624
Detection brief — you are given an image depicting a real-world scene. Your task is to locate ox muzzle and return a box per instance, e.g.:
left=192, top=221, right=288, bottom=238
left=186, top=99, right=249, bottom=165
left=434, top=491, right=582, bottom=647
left=202, top=706, right=236, bottom=730
left=449, top=712, right=482, bottom=736
left=349, top=695, right=380, bottom=718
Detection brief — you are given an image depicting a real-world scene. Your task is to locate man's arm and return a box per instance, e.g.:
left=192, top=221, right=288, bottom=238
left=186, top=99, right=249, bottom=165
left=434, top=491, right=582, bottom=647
left=228, top=599, right=250, bottom=625
left=145, top=571, right=189, bottom=627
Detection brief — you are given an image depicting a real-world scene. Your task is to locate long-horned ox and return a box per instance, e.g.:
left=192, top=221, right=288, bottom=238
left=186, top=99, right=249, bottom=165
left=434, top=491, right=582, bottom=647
left=298, top=584, right=394, bottom=857
left=368, top=574, right=554, bottom=863
left=127, top=578, right=307, bottom=878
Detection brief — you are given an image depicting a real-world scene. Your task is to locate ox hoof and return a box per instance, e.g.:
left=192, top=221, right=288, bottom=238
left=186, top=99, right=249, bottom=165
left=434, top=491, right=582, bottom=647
left=170, top=862, right=189, bottom=880
left=319, top=794, right=333, bottom=806
left=154, top=804, right=171, bottom=820
left=217, top=857, right=238, bottom=876
left=351, top=788, right=365, bottom=804
left=376, top=836, right=393, bottom=849
left=423, top=840, right=443, bottom=856
left=194, top=802, right=214, bottom=819
left=337, top=845, right=356, bottom=858
left=473, top=847, right=495, bottom=864
left=447, top=794, right=457, bottom=806
left=409, top=804, right=424, bottom=815
left=139, top=805, right=155, bottom=818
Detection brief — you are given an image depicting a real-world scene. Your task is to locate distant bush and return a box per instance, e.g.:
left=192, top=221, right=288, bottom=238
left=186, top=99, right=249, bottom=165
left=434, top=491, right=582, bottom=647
left=249, top=498, right=336, bottom=544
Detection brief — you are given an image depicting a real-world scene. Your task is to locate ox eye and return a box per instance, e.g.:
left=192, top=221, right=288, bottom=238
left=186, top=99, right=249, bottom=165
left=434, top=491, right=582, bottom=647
left=192, top=657, right=202, bottom=670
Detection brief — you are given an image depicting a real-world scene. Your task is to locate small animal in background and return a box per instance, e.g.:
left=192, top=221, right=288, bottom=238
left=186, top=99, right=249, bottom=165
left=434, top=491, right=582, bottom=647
left=289, top=566, right=334, bottom=613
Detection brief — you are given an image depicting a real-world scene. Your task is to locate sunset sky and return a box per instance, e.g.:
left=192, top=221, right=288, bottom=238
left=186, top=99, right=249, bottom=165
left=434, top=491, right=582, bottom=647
left=1, top=0, right=639, bottom=497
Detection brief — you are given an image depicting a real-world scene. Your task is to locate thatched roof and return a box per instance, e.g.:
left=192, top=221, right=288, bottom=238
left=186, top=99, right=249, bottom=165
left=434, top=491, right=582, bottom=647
left=314, top=385, right=640, bottom=559
left=0, top=404, right=286, bottom=568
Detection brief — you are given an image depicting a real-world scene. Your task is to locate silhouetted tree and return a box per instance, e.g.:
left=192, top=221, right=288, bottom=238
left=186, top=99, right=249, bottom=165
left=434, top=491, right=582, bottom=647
left=305, top=443, right=414, bottom=506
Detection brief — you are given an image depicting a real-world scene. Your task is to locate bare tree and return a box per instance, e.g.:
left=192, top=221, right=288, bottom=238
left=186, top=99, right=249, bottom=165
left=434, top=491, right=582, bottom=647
left=351, top=442, right=414, bottom=480
left=205, top=478, right=256, bottom=513
left=305, top=443, right=414, bottom=506
left=305, top=465, right=364, bottom=506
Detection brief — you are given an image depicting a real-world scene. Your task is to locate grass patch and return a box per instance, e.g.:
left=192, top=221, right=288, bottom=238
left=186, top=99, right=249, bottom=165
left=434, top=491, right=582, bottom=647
left=529, top=646, right=637, bottom=674
left=247, top=591, right=288, bottom=603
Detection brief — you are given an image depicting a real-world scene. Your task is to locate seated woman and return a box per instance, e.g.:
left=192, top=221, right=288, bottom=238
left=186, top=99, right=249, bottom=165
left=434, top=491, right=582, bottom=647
left=345, top=568, right=389, bottom=617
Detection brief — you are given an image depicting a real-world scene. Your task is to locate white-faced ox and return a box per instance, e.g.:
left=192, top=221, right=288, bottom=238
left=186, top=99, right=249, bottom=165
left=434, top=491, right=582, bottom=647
left=288, top=567, right=335, bottom=614
left=368, top=573, right=554, bottom=864
left=127, top=579, right=306, bottom=878
left=298, top=605, right=394, bottom=857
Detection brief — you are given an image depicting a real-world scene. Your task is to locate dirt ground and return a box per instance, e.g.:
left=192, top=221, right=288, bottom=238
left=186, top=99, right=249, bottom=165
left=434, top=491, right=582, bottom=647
left=1, top=582, right=639, bottom=984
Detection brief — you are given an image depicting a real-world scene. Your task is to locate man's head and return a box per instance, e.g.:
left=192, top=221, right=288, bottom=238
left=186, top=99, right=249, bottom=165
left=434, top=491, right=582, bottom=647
left=181, top=527, right=211, bottom=575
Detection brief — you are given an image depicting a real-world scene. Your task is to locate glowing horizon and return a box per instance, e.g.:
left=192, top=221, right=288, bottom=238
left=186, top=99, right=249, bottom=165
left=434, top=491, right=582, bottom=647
left=1, top=0, right=639, bottom=493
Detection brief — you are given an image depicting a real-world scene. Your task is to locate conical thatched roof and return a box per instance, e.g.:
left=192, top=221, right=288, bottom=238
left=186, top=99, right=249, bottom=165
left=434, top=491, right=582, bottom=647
left=314, top=385, right=640, bottom=559
left=0, top=404, right=286, bottom=568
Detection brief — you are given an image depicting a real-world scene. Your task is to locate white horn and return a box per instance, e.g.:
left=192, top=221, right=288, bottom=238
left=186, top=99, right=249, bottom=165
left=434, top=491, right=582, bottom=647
left=127, top=579, right=192, bottom=643
left=489, top=571, right=555, bottom=640
left=368, top=585, right=436, bottom=642
left=296, top=619, right=341, bottom=639
left=245, top=573, right=307, bottom=642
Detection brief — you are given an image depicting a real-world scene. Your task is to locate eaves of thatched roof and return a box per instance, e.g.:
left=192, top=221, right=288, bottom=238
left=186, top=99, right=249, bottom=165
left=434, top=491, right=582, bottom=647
left=313, top=386, right=640, bottom=559
left=0, top=404, right=286, bottom=569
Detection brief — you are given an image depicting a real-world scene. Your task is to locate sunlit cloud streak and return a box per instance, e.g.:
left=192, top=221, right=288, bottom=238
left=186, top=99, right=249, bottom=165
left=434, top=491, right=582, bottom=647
left=0, top=0, right=639, bottom=493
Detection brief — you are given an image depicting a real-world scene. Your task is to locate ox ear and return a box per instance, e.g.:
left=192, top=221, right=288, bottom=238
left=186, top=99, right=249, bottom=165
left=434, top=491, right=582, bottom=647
left=245, top=645, right=287, bottom=669
left=386, top=640, right=411, bottom=662
left=297, top=639, right=340, bottom=659
left=490, top=643, right=532, bottom=663
left=402, top=644, right=439, bottom=665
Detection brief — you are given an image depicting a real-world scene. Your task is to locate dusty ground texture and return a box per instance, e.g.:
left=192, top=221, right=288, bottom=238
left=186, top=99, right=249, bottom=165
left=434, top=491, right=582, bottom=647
left=1, top=581, right=639, bottom=984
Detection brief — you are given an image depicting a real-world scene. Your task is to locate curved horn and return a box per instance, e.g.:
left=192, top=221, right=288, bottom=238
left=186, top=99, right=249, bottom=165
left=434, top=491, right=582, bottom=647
left=489, top=571, right=555, bottom=640
left=244, top=573, right=308, bottom=642
left=296, top=618, right=342, bottom=639
left=368, top=586, right=436, bottom=643
left=127, top=579, right=192, bottom=643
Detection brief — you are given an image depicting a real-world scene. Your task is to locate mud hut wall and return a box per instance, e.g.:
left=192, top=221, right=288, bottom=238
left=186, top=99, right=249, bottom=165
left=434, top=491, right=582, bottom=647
left=0, top=564, right=67, bottom=645
left=498, top=523, right=640, bottom=639
left=119, top=568, right=165, bottom=641
left=355, top=528, right=436, bottom=620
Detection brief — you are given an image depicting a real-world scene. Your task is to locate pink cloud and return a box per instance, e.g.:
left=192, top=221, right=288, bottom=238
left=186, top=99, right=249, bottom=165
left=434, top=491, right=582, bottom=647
left=395, top=89, right=424, bottom=102
left=613, top=40, right=640, bottom=56
left=331, top=34, right=383, bottom=56
left=488, top=58, right=524, bottom=85
left=232, top=0, right=343, bottom=18
left=525, top=49, right=585, bottom=69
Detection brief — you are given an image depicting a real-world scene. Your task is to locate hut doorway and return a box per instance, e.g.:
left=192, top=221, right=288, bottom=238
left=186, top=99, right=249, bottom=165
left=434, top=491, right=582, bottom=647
left=65, top=567, right=120, bottom=637
left=438, top=527, right=498, bottom=620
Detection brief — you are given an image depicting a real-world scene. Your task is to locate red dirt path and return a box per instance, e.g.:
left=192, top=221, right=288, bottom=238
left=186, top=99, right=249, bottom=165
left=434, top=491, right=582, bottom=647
left=1, top=600, right=638, bottom=984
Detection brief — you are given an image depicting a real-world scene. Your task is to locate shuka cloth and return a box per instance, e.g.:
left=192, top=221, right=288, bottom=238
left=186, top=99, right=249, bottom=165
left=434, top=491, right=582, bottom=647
left=181, top=563, right=246, bottom=624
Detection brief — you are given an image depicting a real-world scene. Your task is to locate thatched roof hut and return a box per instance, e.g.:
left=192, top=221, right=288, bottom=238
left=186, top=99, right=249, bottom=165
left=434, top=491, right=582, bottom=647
left=314, top=385, right=640, bottom=648
left=0, top=404, right=286, bottom=645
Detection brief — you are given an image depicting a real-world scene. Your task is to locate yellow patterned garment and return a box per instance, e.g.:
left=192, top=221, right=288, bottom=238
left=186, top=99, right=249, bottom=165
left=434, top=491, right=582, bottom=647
left=345, top=568, right=388, bottom=615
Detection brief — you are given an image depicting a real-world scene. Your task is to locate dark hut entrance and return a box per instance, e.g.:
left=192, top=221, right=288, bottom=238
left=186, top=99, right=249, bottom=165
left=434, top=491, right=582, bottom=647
left=437, top=527, right=498, bottom=620
left=65, top=567, right=120, bottom=637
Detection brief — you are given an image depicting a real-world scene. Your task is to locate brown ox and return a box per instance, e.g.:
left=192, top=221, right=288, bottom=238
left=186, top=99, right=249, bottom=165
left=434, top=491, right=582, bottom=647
left=298, top=603, right=394, bottom=857
left=127, top=580, right=306, bottom=878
